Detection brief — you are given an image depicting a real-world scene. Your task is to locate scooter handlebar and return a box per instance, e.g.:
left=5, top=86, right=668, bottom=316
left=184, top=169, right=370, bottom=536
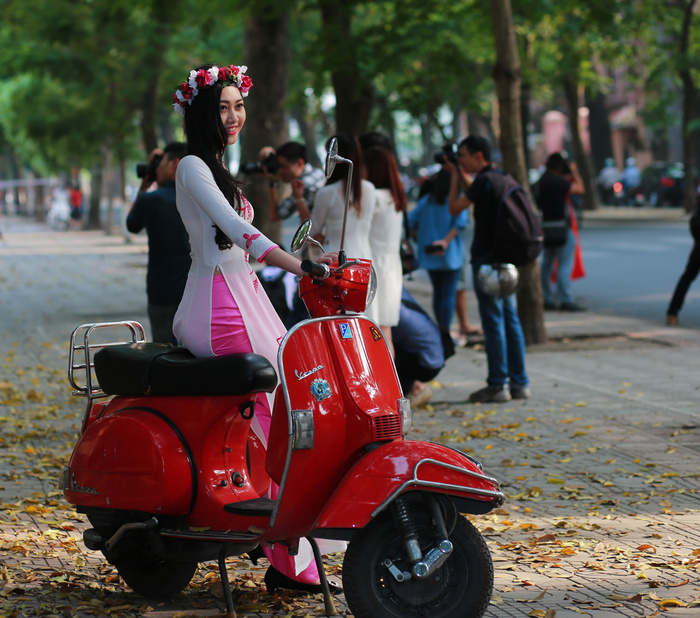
left=301, top=259, right=331, bottom=280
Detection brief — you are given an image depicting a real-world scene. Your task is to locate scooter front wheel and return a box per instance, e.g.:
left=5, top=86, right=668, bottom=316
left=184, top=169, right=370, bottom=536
left=342, top=498, right=493, bottom=618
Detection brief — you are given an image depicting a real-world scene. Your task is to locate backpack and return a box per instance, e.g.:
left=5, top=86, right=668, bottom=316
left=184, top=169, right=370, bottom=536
left=483, top=170, right=543, bottom=266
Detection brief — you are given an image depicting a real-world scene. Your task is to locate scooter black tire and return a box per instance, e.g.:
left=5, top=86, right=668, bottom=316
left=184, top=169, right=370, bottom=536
left=110, top=552, right=198, bottom=601
left=342, top=501, right=493, bottom=618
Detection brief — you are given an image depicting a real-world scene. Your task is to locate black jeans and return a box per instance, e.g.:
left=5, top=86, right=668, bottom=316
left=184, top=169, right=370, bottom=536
left=148, top=304, right=179, bottom=344
left=394, top=351, right=441, bottom=395
left=668, top=241, right=700, bottom=317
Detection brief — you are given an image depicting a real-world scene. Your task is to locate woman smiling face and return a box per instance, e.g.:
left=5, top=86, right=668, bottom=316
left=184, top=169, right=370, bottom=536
left=220, top=86, right=246, bottom=146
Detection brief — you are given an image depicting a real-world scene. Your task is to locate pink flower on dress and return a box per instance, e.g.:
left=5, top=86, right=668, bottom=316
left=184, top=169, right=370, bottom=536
left=243, top=233, right=260, bottom=249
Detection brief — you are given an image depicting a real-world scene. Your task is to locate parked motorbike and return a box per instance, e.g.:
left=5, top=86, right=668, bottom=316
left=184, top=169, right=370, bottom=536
left=60, top=139, right=505, bottom=617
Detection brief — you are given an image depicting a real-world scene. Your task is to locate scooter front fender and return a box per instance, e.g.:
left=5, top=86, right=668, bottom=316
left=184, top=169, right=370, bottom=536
left=314, top=441, right=505, bottom=534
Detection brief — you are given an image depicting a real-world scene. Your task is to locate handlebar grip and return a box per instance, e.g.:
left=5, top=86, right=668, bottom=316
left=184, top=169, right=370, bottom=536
left=301, top=260, right=330, bottom=280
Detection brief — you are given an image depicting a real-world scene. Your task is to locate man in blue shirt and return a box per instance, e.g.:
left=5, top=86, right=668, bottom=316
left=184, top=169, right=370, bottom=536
left=126, top=142, right=190, bottom=344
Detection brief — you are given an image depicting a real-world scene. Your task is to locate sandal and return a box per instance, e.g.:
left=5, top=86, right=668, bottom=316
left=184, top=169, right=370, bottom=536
left=461, top=327, right=483, bottom=337
left=264, top=565, right=343, bottom=595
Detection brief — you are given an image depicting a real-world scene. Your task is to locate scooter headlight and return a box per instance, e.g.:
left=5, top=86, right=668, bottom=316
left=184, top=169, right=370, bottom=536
left=398, top=397, right=412, bottom=436
left=365, top=264, right=378, bottom=309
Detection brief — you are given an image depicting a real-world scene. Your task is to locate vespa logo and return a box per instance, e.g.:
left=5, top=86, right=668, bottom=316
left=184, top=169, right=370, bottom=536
left=295, top=365, right=324, bottom=381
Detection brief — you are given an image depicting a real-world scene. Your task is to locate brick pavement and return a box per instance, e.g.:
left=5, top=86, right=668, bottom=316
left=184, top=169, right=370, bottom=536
left=2, top=217, right=700, bottom=617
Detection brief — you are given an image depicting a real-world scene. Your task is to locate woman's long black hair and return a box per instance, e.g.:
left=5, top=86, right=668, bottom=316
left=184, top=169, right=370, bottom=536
left=183, top=65, right=241, bottom=250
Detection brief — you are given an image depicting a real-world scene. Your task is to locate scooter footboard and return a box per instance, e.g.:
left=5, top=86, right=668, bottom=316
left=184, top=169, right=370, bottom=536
left=313, top=441, right=505, bottom=535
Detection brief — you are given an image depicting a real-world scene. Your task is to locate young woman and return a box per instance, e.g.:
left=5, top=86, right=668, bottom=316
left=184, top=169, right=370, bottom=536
left=408, top=168, right=469, bottom=337
left=311, top=134, right=376, bottom=261
left=363, top=145, right=406, bottom=354
left=171, top=64, right=337, bottom=593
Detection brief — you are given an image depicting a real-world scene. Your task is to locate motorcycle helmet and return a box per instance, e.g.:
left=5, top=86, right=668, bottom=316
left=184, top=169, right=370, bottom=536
left=477, top=263, right=519, bottom=298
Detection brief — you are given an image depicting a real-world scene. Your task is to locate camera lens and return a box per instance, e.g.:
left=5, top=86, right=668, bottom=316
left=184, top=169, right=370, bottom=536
left=240, top=161, right=262, bottom=174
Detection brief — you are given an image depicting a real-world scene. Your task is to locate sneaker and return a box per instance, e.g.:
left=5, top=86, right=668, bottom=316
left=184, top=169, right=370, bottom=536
left=544, top=301, right=557, bottom=310
left=666, top=314, right=678, bottom=326
left=510, top=385, right=531, bottom=400
left=469, top=384, right=511, bottom=403
left=559, top=302, right=586, bottom=312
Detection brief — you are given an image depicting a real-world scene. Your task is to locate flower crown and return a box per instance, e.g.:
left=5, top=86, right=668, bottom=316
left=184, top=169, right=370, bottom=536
left=173, top=65, right=253, bottom=117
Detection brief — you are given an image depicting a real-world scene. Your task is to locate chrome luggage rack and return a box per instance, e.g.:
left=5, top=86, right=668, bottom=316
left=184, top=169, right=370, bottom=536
left=68, top=321, right=146, bottom=421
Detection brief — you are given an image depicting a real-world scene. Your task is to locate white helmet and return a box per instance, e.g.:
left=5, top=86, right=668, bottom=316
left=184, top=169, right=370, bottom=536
left=477, top=263, right=519, bottom=298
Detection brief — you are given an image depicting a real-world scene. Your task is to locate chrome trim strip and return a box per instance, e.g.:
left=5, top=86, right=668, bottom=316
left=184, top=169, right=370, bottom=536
left=271, top=316, right=334, bottom=526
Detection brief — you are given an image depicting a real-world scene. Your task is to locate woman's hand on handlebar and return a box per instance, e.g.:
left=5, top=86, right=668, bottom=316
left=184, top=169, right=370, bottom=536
left=317, top=251, right=339, bottom=265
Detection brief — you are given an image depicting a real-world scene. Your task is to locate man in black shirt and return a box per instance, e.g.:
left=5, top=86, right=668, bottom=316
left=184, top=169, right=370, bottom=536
left=126, top=142, right=190, bottom=344
left=448, top=136, right=530, bottom=403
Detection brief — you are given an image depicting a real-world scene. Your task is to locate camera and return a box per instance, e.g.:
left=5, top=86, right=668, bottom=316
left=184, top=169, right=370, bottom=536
left=240, top=153, right=279, bottom=175
left=433, top=142, right=459, bottom=165
left=136, top=154, right=163, bottom=180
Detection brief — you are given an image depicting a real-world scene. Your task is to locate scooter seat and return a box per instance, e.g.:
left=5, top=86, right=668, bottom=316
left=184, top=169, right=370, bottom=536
left=94, top=343, right=278, bottom=397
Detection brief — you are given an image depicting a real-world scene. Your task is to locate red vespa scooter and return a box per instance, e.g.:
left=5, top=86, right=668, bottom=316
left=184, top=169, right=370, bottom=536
left=60, top=139, right=505, bottom=618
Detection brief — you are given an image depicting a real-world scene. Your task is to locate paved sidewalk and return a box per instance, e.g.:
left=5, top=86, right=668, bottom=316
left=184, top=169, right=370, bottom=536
left=1, top=217, right=700, bottom=617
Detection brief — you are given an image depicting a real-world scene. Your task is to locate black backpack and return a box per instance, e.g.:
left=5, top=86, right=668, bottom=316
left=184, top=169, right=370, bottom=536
left=484, top=170, right=543, bottom=266
left=259, top=268, right=290, bottom=322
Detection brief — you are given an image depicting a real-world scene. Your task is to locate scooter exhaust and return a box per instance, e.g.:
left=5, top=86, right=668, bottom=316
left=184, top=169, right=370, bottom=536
left=105, top=517, right=158, bottom=552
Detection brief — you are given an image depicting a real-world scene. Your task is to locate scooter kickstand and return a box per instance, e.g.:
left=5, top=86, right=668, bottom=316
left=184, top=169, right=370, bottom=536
left=217, top=547, right=237, bottom=617
left=307, top=537, right=338, bottom=616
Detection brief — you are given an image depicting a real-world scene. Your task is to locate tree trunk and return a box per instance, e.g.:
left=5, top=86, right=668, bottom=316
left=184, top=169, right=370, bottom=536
left=420, top=115, right=433, bottom=166
left=104, top=146, right=116, bottom=236
left=489, top=0, right=545, bottom=345
left=86, top=153, right=104, bottom=231
left=679, top=0, right=697, bottom=213
left=140, top=0, right=183, bottom=154
left=241, top=8, right=291, bottom=244
left=563, top=77, right=600, bottom=211
left=318, top=0, right=373, bottom=135
left=291, top=104, right=322, bottom=169
left=585, top=86, right=614, bottom=174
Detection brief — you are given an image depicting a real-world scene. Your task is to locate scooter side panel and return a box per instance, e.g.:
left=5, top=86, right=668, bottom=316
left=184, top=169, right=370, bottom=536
left=64, top=407, right=193, bottom=514
left=313, top=441, right=503, bottom=531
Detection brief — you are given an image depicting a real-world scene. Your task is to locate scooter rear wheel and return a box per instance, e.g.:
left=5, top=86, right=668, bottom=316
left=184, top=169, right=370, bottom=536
left=342, top=498, right=493, bottom=618
left=111, top=550, right=198, bottom=601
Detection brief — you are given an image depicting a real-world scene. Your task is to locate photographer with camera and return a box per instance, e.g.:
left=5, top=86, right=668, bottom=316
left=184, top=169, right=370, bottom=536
left=408, top=159, right=468, bottom=350
left=432, top=144, right=482, bottom=343
left=126, top=142, right=190, bottom=344
left=250, top=141, right=326, bottom=223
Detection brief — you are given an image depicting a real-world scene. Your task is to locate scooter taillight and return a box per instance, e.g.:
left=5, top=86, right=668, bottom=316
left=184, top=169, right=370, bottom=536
left=299, top=259, right=375, bottom=317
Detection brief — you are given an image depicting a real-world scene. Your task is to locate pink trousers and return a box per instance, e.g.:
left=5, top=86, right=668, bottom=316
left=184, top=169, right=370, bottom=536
left=211, top=275, right=318, bottom=582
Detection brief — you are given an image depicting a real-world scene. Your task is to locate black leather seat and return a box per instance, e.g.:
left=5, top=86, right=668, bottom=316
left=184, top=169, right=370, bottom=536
left=94, top=343, right=277, bottom=397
